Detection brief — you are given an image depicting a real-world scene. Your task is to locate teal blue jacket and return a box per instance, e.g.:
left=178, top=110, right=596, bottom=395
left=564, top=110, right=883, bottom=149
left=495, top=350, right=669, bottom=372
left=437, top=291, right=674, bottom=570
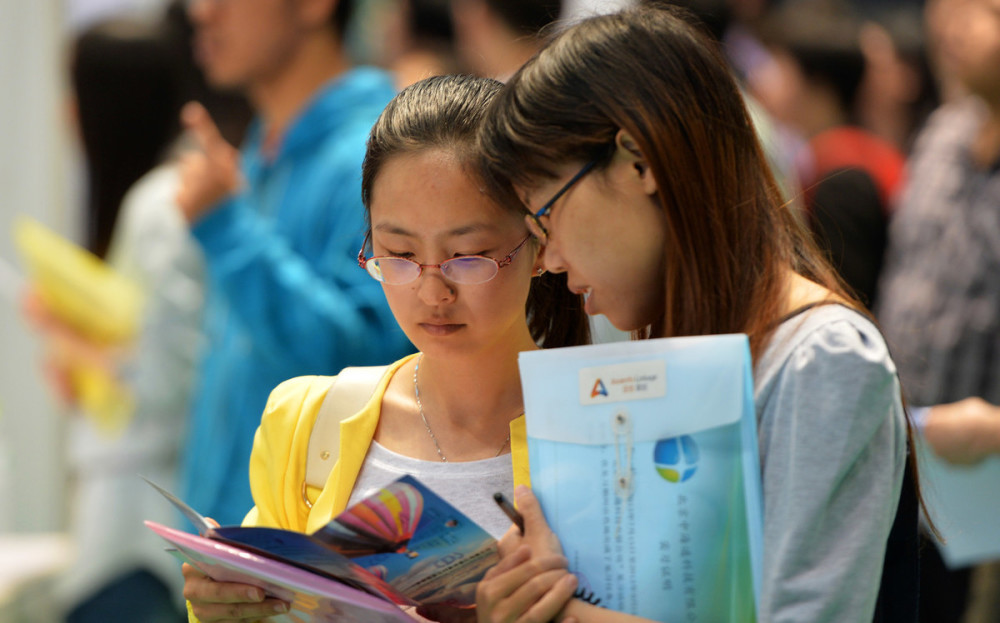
left=180, top=68, right=413, bottom=526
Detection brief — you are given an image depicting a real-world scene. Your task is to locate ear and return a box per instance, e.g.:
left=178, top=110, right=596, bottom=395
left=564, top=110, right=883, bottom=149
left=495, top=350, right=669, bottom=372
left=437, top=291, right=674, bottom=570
left=614, top=129, right=658, bottom=197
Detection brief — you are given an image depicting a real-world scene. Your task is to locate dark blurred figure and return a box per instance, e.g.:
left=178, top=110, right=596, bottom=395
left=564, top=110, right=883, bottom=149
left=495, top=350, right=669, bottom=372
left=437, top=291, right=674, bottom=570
left=70, top=20, right=177, bottom=259
left=877, top=0, right=1000, bottom=620
left=450, top=0, right=563, bottom=80
left=855, top=4, right=940, bottom=154
left=755, top=0, right=907, bottom=309
left=375, top=0, right=460, bottom=88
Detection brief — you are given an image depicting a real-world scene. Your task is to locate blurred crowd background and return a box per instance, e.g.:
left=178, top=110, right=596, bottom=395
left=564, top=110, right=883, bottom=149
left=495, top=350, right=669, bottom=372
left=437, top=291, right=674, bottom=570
left=1, top=0, right=998, bottom=621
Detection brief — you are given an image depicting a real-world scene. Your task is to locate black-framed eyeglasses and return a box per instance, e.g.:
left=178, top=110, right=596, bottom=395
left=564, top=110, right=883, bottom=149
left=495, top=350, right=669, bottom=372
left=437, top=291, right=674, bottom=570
left=357, top=233, right=533, bottom=285
left=525, top=158, right=599, bottom=244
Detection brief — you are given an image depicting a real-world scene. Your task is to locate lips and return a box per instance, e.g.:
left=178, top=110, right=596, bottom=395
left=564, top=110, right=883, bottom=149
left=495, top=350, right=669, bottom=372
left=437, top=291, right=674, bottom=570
left=419, top=322, right=465, bottom=336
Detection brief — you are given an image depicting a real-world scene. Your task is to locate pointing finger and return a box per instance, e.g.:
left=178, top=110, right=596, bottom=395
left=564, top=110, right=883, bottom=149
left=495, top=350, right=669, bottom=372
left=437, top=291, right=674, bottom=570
left=182, top=100, right=227, bottom=155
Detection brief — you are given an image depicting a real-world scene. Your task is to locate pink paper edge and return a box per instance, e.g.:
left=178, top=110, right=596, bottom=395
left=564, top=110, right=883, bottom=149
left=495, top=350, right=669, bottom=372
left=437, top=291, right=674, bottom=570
left=145, top=520, right=412, bottom=621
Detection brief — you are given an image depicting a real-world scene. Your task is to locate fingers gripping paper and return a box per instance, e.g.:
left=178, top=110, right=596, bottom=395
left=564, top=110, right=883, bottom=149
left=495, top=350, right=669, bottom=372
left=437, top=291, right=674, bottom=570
left=519, top=334, right=764, bottom=622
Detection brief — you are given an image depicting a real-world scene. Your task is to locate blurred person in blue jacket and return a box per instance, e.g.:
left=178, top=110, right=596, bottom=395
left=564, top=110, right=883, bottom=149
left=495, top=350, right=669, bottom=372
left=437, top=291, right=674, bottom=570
left=175, top=0, right=413, bottom=528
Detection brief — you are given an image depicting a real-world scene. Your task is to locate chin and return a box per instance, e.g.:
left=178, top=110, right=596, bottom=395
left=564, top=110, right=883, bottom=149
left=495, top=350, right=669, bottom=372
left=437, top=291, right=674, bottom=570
left=602, top=312, right=643, bottom=334
left=605, top=307, right=660, bottom=335
left=202, top=66, right=246, bottom=91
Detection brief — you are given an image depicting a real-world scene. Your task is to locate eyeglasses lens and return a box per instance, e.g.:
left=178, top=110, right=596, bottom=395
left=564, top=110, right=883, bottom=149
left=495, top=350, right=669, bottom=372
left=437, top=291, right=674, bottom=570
left=440, top=257, right=499, bottom=284
left=364, top=256, right=499, bottom=285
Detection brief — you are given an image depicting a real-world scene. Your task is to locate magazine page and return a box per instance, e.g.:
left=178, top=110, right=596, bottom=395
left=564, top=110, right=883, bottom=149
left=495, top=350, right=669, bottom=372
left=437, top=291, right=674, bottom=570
left=146, top=474, right=498, bottom=610
left=210, top=525, right=413, bottom=605
left=313, top=475, right=499, bottom=607
left=146, top=521, right=412, bottom=623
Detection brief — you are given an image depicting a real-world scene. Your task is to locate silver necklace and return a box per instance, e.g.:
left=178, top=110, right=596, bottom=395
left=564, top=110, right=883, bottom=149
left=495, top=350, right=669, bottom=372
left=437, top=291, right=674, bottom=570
left=413, top=354, right=511, bottom=462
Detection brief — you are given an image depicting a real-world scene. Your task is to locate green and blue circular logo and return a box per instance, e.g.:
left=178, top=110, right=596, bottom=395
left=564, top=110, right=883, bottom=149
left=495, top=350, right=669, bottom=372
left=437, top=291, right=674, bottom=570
left=654, top=435, right=699, bottom=482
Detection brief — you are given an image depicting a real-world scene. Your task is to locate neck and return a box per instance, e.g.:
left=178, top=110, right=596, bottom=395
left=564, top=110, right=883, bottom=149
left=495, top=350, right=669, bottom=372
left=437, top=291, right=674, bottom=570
left=971, top=99, right=1000, bottom=169
left=248, top=33, right=350, bottom=151
left=417, top=332, right=538, bottom=431
left=783, top=269, right=841, bottom=315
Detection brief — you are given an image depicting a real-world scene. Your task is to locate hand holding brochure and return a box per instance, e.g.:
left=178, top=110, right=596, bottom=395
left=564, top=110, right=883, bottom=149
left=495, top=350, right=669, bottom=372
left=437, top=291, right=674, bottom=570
left=145, top=475, right=499, bottom=621
left=518, top=334, right=764, bottom=622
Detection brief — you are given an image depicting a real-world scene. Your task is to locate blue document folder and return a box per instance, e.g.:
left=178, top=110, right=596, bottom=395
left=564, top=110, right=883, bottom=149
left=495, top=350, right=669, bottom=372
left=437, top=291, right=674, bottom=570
left=519, top=334, right=764, bottom=622
left=916, top=436, right=1000, bottom=568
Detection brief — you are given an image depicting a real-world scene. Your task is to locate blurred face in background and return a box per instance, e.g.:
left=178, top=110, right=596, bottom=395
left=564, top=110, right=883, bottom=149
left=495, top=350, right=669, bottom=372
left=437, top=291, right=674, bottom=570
left=187, top=0, right=309, bottom=91
left=938, top=0, right=1000, bottom=100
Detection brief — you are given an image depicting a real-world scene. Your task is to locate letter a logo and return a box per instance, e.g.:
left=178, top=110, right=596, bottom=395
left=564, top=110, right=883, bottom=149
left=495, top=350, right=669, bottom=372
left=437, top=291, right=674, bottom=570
left=591, top=379, right=608, bottom=398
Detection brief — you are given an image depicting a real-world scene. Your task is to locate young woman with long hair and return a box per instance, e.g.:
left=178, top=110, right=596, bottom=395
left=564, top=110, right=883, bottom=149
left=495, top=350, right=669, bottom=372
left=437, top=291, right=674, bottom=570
left=475, top=5, right=920, bottom=622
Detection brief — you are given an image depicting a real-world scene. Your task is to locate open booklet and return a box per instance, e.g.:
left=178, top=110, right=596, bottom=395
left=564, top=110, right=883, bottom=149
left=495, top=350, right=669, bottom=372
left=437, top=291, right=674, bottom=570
left=144, top=475, right=498, bottom=622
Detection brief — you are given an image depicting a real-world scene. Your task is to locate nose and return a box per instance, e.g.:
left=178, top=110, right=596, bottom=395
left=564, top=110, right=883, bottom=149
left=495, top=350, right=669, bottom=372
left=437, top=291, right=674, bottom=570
left=415, top=270, right=456, bottom=306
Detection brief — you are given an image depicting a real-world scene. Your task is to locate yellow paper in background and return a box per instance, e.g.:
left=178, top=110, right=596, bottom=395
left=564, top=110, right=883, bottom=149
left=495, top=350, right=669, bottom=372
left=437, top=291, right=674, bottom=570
left=12, top=217, right=144, bottom=436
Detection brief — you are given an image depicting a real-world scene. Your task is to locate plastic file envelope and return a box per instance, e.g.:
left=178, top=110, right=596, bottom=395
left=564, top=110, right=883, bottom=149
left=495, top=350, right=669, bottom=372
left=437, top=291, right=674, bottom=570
left=519, top=334, right=763, bottom=622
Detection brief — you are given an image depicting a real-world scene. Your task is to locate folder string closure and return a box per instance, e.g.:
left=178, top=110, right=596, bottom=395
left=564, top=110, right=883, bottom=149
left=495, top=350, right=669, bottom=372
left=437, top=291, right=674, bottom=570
left=612, top=409, right=634, bottom=538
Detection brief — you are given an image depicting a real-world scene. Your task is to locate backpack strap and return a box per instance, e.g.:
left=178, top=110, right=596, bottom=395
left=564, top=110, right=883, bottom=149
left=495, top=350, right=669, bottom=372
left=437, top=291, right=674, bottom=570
left=301, top=365, right=391, bottom=508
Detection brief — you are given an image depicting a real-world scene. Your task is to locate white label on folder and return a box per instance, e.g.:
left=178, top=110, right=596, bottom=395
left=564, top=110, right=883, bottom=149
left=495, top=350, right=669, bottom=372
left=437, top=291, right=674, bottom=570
left=579, top=360, right=666, bottom=405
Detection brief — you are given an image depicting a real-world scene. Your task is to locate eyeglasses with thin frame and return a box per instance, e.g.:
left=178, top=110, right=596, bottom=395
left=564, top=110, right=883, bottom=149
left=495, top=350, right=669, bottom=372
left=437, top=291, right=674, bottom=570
left=358, top=233, right=533, bottom=285
left=525, top=158, right=599, bottom=244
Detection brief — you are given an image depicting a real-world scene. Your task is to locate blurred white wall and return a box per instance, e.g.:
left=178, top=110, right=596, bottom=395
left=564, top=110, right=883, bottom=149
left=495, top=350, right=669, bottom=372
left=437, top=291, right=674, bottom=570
left=0, top=0, right=169, bottom=535
left=0, top=1, right=72, bottom=533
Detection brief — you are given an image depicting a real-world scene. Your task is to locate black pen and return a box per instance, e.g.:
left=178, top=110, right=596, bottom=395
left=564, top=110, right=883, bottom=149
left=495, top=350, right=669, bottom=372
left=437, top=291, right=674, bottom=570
left=493, top=492, right=524, bottom=535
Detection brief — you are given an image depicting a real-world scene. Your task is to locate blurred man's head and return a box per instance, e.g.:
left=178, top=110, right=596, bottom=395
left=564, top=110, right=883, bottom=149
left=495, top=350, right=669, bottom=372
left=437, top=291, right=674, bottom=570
left=450, top=0, right=561, bottom=79
left=755, top=0, right=866, bottom=134
left=187, top=0, right=352, bottom=90
left=938, top=0, right=1000, bottom=102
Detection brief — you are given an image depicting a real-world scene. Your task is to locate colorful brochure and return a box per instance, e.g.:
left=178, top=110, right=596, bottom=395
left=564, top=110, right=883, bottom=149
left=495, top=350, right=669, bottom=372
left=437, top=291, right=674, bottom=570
left=518, top=334, right=764, bottom=622
left=12, top=216, right=143, bottom=343
left=12, top=216, right=142, bottom=433
left=146, top=522, right=413, bottom=623
left=145, top=475, right=498, bottom=620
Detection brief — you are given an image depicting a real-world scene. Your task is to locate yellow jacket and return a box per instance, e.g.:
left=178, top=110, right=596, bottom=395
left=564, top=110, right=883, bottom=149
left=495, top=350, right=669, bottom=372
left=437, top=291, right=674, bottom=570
left=189, top=354, right=529, bottom=621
